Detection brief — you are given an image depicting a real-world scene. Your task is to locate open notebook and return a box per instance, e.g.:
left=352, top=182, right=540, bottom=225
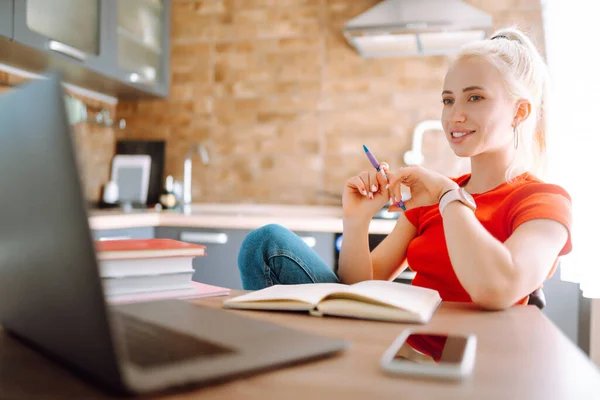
left=223, top=280, right=442, bottom=323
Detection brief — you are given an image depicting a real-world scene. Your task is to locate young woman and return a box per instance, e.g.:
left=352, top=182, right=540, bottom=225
left=237, top=27, right=572, bottom=311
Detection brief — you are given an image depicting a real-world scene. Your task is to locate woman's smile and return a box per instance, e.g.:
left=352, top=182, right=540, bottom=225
left=450, top=129, right=476, bottom=143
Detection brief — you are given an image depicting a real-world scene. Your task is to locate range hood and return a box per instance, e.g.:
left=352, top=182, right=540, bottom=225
left=344, top=0, right=492, bottom=58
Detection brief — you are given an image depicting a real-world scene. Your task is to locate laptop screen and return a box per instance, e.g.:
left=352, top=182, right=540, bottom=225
left=0, top=74, right=123, bottom=388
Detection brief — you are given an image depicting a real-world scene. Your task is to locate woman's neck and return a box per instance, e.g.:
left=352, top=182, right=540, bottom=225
left=463, top=151, right=524, bottom=194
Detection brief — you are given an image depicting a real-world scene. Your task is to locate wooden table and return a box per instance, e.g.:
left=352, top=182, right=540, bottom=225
left=2, top=294, right=600, bottom=400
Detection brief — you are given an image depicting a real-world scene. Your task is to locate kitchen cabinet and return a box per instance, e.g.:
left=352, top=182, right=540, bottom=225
left=3, top=0, right=170, bottom=98
left=13, top=0, right=111, bottom=71
left=155, top=227, right=249, bottom=290
left=541, top=264, right=590, bottom=353
left=92, top=227, right=155, bottom=241
left=155, top=227, right=336, bottom=290
left=109, top=0, right=171, bottom=97
left=301, top=231, right=335, bottom=270
left=0, top=1, right=13, bottom=39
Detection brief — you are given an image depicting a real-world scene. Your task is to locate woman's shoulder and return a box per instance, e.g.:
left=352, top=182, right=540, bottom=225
left=505, top=172, right=571, bottom=202
left=502, top=173, right=573, bottom=256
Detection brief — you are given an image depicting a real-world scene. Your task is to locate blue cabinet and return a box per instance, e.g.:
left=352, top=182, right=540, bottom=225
left=108, top=0, right=171, bottom=97
left=0, top=1, right=13, bottom=39
left=13, top=0, right=111, bottom=71
left=541, top=264, right=591, bottom=354
left=3, top=0, right=171, bottom=98
left=92, top=226, right=155, bottom=241
left=155, top=227, right=336, bottom=290
left=155, top=227, right=249, bottom=290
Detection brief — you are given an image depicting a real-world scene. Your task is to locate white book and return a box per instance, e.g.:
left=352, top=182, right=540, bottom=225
left=98, top=257, right=195, bottom=278
left=106, top=282, right=231, bottom=305
left=102, top=270, right=194, bottom=296
left=223, top=280, right=442, bottom=324
left=95, top=238, right=205, bottom=278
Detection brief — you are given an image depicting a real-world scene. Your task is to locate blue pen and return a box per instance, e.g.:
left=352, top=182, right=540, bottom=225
left=362, top=145, right=406, bottom=211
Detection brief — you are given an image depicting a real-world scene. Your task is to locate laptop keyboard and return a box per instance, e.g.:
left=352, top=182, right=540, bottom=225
left=113, top=312, right=235, bottom=368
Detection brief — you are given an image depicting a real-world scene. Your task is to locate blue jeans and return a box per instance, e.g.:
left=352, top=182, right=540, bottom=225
left=238, top=224, right=340, bottom=290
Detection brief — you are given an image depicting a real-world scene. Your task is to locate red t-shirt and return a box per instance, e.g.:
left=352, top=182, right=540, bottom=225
left=404, top=172, right=572, bottom=305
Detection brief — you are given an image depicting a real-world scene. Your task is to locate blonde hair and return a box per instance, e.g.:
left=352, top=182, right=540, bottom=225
left=455, top=26, right=550, bottom=179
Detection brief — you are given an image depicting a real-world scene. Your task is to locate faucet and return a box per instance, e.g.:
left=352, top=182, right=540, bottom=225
left=403, top=120, right=444, bottom=165
left=183, top=143, right=210, bottom=211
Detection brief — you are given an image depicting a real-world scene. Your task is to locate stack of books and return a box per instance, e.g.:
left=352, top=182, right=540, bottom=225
left=95, top=238, right=230, bottom=304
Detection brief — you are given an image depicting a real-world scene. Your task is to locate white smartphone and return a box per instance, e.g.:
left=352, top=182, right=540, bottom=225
left=380, top=330, right=477, bottom=380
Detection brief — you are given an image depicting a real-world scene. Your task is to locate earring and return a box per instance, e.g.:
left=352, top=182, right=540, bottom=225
left=513, top=125, right=519, bottom=149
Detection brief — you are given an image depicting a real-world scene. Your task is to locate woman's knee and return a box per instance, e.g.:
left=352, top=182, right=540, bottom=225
left=243, top=224, right=292, bottom=249
left=238, top=224, right=291, bottom=271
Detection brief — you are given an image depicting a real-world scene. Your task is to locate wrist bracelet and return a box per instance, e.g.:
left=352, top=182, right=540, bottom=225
left=438, top=188, right=455, bottom=203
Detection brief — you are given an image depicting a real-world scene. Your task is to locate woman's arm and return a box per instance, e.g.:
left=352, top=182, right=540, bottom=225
left=338, top=213, right=417, bottom=284
left=384, top=166, right=570, bottom=310
left=442, top=201, right=569, bottom=310
left=338, top=216, right=371, bottom=284
left=371, top=213, right=417, bottom=280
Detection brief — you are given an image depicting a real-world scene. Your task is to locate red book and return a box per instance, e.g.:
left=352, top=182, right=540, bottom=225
left=95, top=239, right=206, bottom=261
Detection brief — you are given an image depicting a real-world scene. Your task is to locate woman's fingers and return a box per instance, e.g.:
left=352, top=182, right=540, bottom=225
left=347, top=171, right=386, bottom=200
left=366, top=171, right=379, bottom=200
left=347, top=165, right=411, bottom=202
left=400, top=196, right=415, bottom=210
left=380, top=164, right=403, bottom=202
left=354, top=171, right=376, bottom=197
left=388, top=195, right=414, bottom=211
left=393, top=179, right=402, bottom=206
left=387, top=166, right=419, bottom=188
left=347, top=175, right=368, bottom=196
left=384, top=166, right=418, bottom=211
left=376, top=163, right=389, bottom=189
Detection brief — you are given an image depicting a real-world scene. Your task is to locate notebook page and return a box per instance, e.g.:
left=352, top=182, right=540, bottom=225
left=225, top=283, right=350, bottom=306
left=344, top=280, right=441, bottom=316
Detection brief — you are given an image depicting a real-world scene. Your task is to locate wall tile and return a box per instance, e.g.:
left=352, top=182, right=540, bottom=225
left=116, top=0, right=546, bottom=205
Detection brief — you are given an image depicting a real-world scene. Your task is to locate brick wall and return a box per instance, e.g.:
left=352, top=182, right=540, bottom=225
left=3, top=0, right=546, bottom=206
left=0, top=71, right=121, bottom=204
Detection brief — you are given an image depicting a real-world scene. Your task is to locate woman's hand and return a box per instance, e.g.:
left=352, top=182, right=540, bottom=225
left=387, top=166, right=459, bottom=211
left=342, top=163, right=391, bottom=219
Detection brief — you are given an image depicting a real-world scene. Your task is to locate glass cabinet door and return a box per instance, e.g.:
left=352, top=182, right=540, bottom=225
left=117, top=0, right=164, bottom=87
left=0, top=1, right=14, bottom=39
left=23, top=0, right=101, bottom=59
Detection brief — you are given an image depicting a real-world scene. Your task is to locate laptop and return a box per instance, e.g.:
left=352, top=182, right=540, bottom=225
left=0, top=74, right=348, bottom=395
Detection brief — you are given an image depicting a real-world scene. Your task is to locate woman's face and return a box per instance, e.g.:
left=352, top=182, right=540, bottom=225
left=441, top=56, right=516, bottom=158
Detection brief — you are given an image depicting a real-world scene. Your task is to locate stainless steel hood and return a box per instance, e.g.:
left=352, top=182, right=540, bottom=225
left=343, top=0, right=492, bottom=58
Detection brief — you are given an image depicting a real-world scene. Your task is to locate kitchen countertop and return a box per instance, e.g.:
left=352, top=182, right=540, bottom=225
left=88, top=203, right=398, bottom=234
